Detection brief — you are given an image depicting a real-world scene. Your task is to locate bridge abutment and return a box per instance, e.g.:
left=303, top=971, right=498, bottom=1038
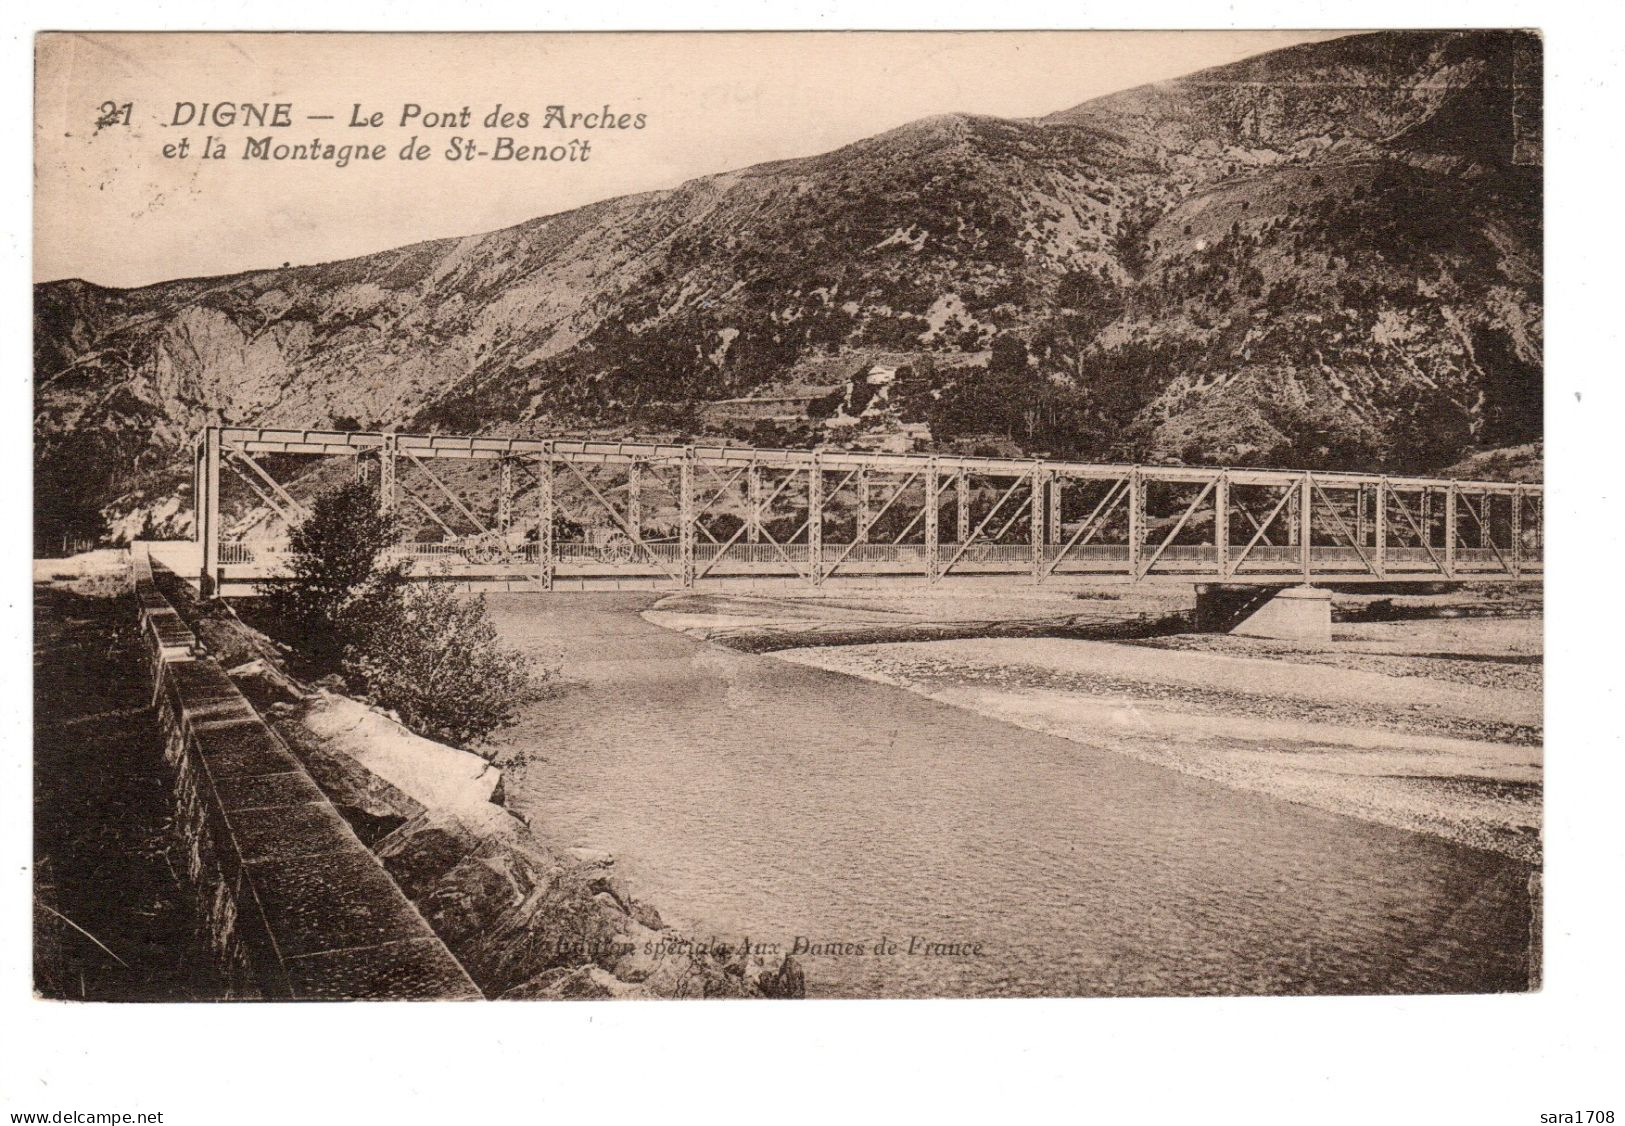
left=1195, top=584, right=1331, bottom=642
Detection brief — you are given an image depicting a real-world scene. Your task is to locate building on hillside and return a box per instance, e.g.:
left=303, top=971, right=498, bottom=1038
left=878, top=421, right=932, bottom=453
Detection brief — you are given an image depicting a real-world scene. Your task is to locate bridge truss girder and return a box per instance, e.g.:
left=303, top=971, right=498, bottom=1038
left=193, top=427, right=1544, bottom=594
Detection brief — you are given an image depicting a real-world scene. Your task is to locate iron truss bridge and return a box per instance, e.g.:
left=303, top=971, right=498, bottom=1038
left=192, top=427, right=1543, bottom=594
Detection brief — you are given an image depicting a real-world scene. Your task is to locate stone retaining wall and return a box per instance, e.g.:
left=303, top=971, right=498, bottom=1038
left=132, top=549, right=482, bottom=1000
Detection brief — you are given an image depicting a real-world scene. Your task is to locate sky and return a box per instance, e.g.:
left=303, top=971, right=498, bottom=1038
left=34, top=30, right=1344, bottom=287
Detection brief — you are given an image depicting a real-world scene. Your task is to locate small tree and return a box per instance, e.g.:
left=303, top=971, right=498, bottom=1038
left=267, top=480, right=538, bottom=750
left=263, top=481, right=404, bottom=668
left=343, top=584, right=535, bottom=750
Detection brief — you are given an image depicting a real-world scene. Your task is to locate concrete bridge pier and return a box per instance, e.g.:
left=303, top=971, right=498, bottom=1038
left=1194, top=584, right=1332, bottom=642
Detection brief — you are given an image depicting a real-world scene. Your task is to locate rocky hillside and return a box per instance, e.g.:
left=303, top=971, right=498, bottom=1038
left=34, top=29, right=1542, bottom=545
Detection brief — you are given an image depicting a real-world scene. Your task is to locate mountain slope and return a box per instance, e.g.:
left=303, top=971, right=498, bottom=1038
left=34, top=29, right=1541, bottom=545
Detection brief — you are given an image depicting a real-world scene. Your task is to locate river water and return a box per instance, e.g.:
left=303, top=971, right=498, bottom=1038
left=485, top=593, right=1534, bottom=999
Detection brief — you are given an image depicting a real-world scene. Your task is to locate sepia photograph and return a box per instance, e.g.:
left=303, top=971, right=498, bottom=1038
left=31, top=28, right=1547, bottom=1008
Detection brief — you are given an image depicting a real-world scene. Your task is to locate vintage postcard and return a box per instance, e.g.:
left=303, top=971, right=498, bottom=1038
left=33, top=29, right=1543, bottom=1003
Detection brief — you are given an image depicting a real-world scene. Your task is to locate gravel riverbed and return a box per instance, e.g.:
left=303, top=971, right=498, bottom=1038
left=771, top=620, right=1541, bottom=864
left=644, top=589, right=1542, bottom=865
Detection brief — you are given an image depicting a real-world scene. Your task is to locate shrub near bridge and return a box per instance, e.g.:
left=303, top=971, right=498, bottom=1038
left=344, top=583, right=534, bottom=749
left=263, top=481, right=406, bottom=667
left=265, top=481, right=536, bottom=751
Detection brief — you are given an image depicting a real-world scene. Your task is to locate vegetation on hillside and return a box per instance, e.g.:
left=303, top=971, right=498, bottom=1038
left=33, top=31, right=1542, bottom=545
